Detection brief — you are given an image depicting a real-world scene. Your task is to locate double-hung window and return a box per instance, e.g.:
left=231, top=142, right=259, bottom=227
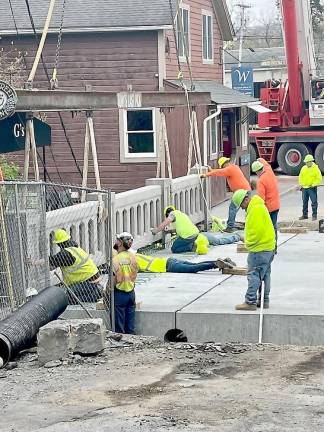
left=202, top=11, right=213, bottom=63
left=209, top=109, right=222, bottom=160
left=120, top=109, right=157, bottom=162
left=177, top=5, right=190, bottom=61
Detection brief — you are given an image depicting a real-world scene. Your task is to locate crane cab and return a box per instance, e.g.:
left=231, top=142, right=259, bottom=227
left=309, top=79, right=324, bottom=126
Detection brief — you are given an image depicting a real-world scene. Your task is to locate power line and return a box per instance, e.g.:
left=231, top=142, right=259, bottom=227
left=23, top=0, right=83, bottom=179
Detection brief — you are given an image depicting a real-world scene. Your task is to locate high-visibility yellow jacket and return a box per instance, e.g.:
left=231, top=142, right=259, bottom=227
left=136, top=254, right=167, bottom=273
left=299, top=163, right=322, bottom=189
left=245, top=196, right=275, bottom=253
left=171, top=210, right=199, bottom=239
left=113, top=251, right=138, bottom=292
left=61, top=247, right=98, bottom=286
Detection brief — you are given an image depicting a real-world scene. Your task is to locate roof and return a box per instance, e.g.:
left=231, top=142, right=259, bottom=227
left=225, top=47, right=286, bottom=71
left=0, top=0, right=233, bottom=38
left=0, top=0, right=176, bottom=34
left=166, top=80, right=259, bottom=107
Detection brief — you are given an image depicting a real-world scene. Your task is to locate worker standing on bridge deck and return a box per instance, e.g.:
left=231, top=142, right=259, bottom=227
left=232, top=190, right=275, bottom=311
left=251, top=159, right=280, bottom=239
left=200, top=157, right=251, bottom=233
left=298, top=155, right=322, bottom=221
left=112, top=232, right=138, bottom=334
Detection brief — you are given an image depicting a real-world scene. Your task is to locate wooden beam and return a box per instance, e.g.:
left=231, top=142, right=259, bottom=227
left=222, top=267, right=247, bottom=276
left=15, top=89, right=211, bottom=112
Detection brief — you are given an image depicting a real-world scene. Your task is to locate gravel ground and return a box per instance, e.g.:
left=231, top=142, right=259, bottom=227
left=1, top=335, right=324, bottom=432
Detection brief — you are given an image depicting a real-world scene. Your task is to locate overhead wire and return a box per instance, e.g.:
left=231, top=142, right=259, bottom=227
left=23, top=0, right=83, bottom=179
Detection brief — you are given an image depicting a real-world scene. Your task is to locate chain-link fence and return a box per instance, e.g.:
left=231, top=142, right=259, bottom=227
left=0, top=181, right=113, bottom=323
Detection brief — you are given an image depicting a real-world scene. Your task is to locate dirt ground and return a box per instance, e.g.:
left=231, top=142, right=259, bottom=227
left=1, top=335, right=324, bottom=432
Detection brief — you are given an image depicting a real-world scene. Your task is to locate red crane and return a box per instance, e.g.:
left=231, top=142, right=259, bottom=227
left=249, top=0, right=324, bottom=175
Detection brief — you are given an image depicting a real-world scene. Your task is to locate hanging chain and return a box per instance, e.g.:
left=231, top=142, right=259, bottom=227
left=50, top=0, right=66, bottom=89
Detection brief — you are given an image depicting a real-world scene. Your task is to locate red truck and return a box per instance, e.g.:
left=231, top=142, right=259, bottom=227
left=249, top=0, right=324, bottom=175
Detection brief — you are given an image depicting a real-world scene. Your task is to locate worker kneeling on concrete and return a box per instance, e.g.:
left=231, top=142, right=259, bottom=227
left=136, top=253, right=236, bottom=273
left=51, top=229, right=102, bottom=304
left=112, top=232, right=138, bottom=334
left=298, top=155, right=322, bottom=221
left=232, top=190, right=275, bottom=311
left=151, top=206, right=209, bottom=254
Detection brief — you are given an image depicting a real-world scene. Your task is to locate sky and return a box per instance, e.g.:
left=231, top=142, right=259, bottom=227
left=226, top=0, right=278, bottom=24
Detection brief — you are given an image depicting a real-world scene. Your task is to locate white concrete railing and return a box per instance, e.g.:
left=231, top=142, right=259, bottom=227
left=45, top=174, right=209, bottom=263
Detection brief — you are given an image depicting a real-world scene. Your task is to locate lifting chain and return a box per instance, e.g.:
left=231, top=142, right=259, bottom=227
left=50, top=0, right=66, bottom=90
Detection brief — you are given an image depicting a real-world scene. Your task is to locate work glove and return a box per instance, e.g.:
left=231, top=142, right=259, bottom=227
left=151, top=227, right=159, bottom=235
left=200, top=173, right=207, bottom=179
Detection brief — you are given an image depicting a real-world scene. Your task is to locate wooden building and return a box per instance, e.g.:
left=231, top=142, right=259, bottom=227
left=0, top=0, right=258, bottom=203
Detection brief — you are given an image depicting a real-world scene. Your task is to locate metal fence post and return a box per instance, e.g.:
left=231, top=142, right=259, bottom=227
left=104, top=191, right=115, bottom=331
left=14, top=184, right=27, bottom=299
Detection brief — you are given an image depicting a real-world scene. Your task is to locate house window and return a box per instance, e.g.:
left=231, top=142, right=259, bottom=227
left=177, top=5, right=190, bottom=61
left=202, top=12, right=213, bottom=62
left=120, top=109, right=157, bottom=162
left=209, top=109, right=222, bottom=160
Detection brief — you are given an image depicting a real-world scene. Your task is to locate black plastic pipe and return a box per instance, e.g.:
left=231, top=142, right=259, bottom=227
left=0, top=285, right=68, bottom=367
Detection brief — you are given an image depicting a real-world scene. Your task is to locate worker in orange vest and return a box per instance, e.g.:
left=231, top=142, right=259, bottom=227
left=201, top=157, right=251, bottom=233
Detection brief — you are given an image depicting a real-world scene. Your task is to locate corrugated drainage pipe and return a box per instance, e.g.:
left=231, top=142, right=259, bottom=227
left=0, top=285, right=68, bottom=368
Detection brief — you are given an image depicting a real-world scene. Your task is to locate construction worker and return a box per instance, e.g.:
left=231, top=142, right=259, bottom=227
left=49, top=229, right=102, bottom=304
left=112, top=232, right=138, bottom=334
left=136, top=253, right=236, bottom=273
left=298, top=155, right=322, bottom=221
left=200, top=157, right=251, bottom=233
left=232, top=190, right=275, bottom=311
left=151, top=206, right=209, bottom=254
left=251, top=159, right=280, bottom=235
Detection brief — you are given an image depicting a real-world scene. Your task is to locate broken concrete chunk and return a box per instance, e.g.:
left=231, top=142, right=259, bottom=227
left=37, top=321, right=71, bottom=366
left=70, top=319, right=105, bottom=355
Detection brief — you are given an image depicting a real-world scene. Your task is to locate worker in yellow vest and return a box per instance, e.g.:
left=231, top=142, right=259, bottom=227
left=151, top=206, right=209, bottom=254
left=112, top=232, right=138, bottom=334
left=49, top=229, right=102, bottom=304
left=136, top=253, right=236, bottom=273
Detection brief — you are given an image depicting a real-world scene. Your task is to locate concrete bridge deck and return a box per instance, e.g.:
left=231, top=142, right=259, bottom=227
left=135, top=231, right=324, bottom=346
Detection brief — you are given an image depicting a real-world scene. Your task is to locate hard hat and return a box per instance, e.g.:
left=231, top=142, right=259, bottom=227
left=218, top=157, right=230, bottom=168
left=116, top=232, right=134, bottom=241
left=164, top=205, right=176, bottom=216
left=232, top=189, right=249, bottom=208
left=304, top=154, right=314, bottom=163
left=251, top=161, right=264, bottom=173
left=53, top=228, right=71, bottom=244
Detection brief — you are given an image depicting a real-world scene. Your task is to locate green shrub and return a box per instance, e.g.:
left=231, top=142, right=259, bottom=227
left=0, top=155, right=21, bottom=180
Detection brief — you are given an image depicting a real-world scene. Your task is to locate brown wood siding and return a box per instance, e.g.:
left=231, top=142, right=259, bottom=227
left=166, top=0, right=223, bottom=82
left=0, top=32, right=160, bottom=192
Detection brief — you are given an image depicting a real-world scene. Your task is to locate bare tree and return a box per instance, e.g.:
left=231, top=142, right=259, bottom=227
left=0, top=46, right=27, bottom=87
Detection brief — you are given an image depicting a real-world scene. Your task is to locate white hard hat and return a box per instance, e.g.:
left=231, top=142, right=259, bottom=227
left=116, top=232, right=134, bottom=241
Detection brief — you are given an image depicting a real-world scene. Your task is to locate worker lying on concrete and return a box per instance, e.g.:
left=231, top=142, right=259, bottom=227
left=251, top=159, right=280, bottom=238
left=35, top=229, right=102, bottom=304
left=232, top=190, right=275, bottom=311
left=298, top=155, right=322, bottom=221
left=151, top=206, right=241, bottom=254
left=200, top=157, right=251, bottom=233
left=136, top=253, right=236, bottom=273
left=111, top=232, right=138, bottom=334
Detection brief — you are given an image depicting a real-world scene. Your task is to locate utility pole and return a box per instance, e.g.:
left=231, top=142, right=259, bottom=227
left=236, top=3, right=251, bottom=67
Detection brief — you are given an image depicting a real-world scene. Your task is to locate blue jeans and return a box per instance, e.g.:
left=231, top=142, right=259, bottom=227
left=302, top=187, right=318, bottom=217
left=269, top=209, right=279, bottom=250
left=171, top=236, right=196, bottom=253
left=203, top=231, right=241, bottom=246
left=68, top=281, right=102, bottom=304
left=166, top=258, right=216, bottom=273
left=227, top=200, right=239, bottom=229
left=114, top=288, right=136, bottom=334
left=246, top=251, right=274, bottom=305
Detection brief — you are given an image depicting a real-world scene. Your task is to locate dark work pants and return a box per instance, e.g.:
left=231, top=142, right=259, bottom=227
left=269, top=209, right=279, bottom=251
left=171, top=236, right=196, bottom=253
left=68, top=281, right=102, bottom=304
left=302, top=187, right=318, bottom=217
left=114, top=288, right=136, bottom=334
left=166, top=258, right=216, bottom=273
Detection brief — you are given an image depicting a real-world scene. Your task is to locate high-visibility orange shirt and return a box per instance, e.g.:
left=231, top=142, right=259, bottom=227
left=206, top=164, right=251, bottom=192
left=256, top=168, right=280, bottom=212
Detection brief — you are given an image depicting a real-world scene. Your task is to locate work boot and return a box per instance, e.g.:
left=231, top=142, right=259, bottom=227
left=224, top=227, right=236, bottom=233
left=257, top=299, right=270, bottom=309
left=216, top=259, right=234, bottom=270
left=299, top=215, right=308, bottom=220
left=312, top=215, right=317, bottom=221
left=224, top=257, right=237, bottom=268
left=235, top=302, right=257, bottom=311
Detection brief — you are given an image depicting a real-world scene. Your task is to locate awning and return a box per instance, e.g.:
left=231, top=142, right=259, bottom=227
left=166, top=79, right=260, bottom=108
left=248, top=104, right=272, bottom=113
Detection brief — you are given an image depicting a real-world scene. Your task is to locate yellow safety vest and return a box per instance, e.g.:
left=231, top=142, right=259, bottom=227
left=171, top=210, right=199, bottom=239
left=136, top=254, right=167, bottom=273
left=61, top=247, right=99, bottom=286
left=113, top=251, right=138, bottom=292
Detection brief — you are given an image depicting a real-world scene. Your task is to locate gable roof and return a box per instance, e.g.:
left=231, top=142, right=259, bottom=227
left=0, top=0, right=176, bottom=34
left=225, top=47, right=286, bottom=71
left=0, top=0, right=233, bottom=38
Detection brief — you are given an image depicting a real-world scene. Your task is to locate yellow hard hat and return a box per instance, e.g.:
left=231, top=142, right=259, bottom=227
left=218, top=157, right=230, bottom=168
left=164, top=205, right=176, bottom=216
left=53, top=228, right=71, bottom=244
